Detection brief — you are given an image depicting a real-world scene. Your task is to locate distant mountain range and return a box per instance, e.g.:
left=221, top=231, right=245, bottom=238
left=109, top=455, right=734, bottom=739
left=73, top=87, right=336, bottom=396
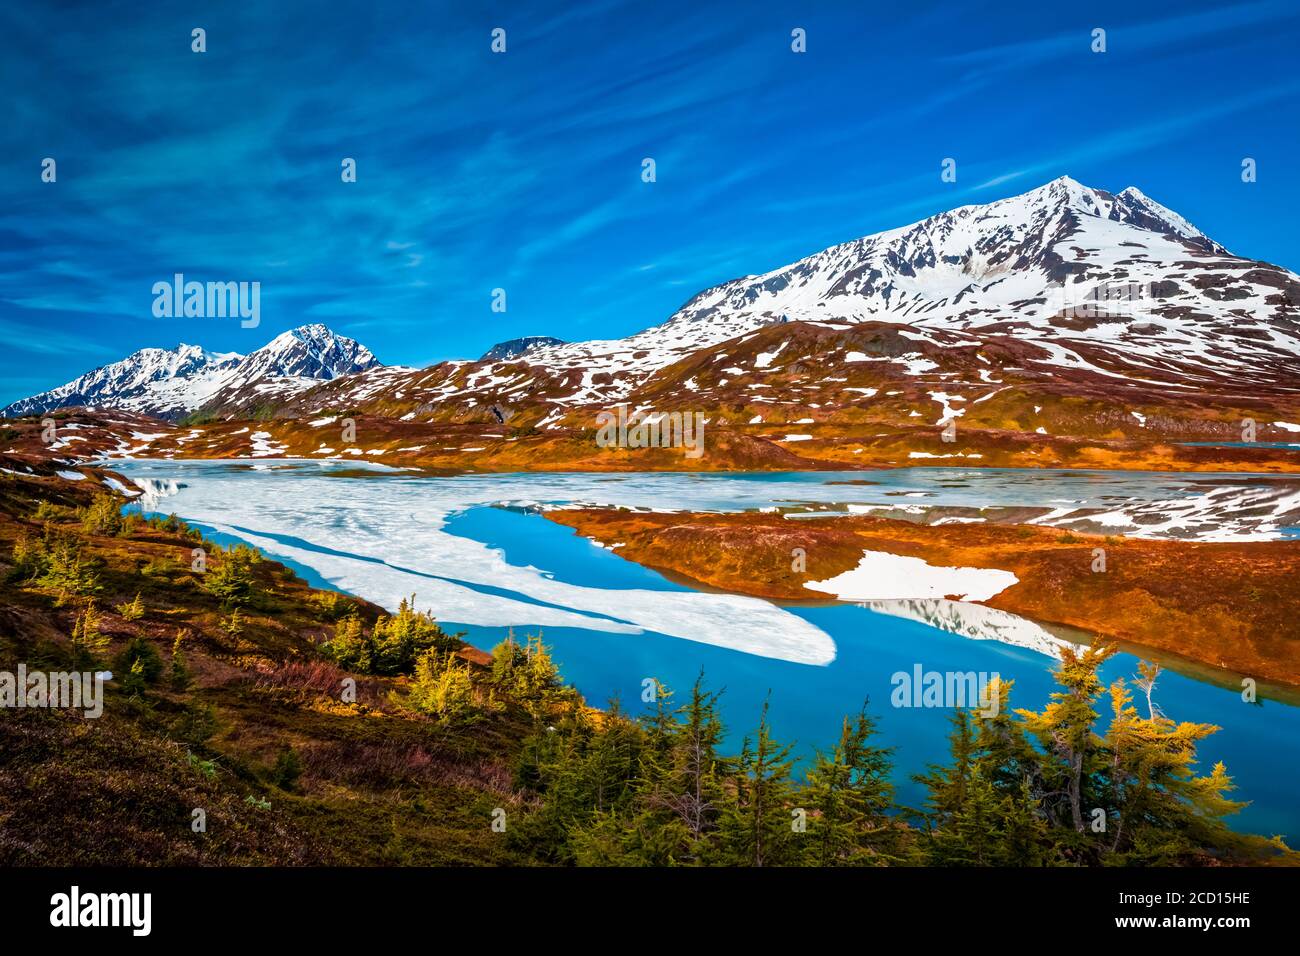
left=6, top=178, right=1300, bottom=445
left=1, top=324, right=381, bottom=421
left=261, top=176, right=1300, bottom=439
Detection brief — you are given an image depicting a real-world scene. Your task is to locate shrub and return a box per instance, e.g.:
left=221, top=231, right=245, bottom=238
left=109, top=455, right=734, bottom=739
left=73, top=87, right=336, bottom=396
left=405, top=650, right=477, bottom=723
left=69, top=602, right=110, bottom=669
left=141, top=556, right=175, bottom=578
left=311, top=590, right=353, bottom=621
left=168, top=634, right=192, bottom=691
left=186, top=752, right=217, bottom=779
left=173, top=702, right=217, bottom=746
left=324, top=596, right=456, bottom=675
left=120, top=658, right=149, bottom=697
left=114, top=636, right=164, bottom=686
left=490, top=633, right=568, bottom=715
left=37, top=533, right=101, bottom=600
left=115, top=593, right=145, bottom=621
left=8, top=533, right=49, bottom=582
left=79, top=493, right=123, bottom=536
left=202, top=546, right=258, bottom=607
left=270, top=747, right=302, bottom=791
left=34, top=500, right=73, bottom=521
left=220, top=609, right=245, bottom=639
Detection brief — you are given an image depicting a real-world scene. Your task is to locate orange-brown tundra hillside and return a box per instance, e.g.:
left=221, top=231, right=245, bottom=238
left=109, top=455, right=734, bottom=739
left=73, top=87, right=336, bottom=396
left=545, top=508, right=1300, bottom=688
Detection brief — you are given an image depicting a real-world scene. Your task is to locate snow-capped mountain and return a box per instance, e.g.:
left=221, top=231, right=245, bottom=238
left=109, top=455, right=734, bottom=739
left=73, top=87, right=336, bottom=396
left=2, top=325, right=381, bottom=420
left=276, top=176, right=1300, bottom=429
left=480, top=336, right=566, bottom=362
left=511, top=176, right=1300, bottom=397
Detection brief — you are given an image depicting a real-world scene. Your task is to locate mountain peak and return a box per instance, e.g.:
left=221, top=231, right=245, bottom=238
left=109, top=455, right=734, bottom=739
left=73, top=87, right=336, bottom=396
left=1, top=325, right=381, bottom=421
left=481, top=335, right=567, bottom=362
left=512, top=174, right=1294, bottom=396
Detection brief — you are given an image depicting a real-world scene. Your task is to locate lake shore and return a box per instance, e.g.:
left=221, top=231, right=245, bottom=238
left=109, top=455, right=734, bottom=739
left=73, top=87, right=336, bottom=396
left=545, top=507, right=1300, bottom=688
left=6, top=408, right=1300, bottom=476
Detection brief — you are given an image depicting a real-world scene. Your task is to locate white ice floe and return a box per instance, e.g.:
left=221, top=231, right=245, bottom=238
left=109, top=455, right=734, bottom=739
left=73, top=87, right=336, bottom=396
left=116, top=466, right=837, bottom=665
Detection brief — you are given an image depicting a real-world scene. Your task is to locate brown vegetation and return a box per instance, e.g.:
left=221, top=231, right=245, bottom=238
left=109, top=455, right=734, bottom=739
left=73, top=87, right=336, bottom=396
left=546, top=508, right=1300, bottom=687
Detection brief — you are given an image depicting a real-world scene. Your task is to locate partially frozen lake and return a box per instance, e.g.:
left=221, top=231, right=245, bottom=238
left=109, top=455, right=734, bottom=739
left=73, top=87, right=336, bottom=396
left=110, top=459, right=1300, bottom=842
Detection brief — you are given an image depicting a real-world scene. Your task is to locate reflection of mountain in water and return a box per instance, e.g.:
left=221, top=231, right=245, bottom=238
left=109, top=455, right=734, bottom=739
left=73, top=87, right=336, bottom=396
left=861, top=599, right=1081, bottom=658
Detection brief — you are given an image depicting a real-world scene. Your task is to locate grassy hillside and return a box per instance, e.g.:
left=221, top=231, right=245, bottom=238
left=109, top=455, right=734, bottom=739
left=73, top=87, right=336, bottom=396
left=0, top=470, right=562, bottom=866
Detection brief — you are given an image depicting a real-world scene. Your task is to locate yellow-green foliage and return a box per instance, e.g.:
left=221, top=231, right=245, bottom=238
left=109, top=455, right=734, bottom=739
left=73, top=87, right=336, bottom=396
left=168, top=634, right=192, bottom=691
left=220, top=609, right=245, bottom=637
left=115, top=592, right=145, bottom=620
left=311, top=590, right=353, bottom=621
left=141, top=556, right=176, bottom=578
left=326, top=595, right=456, bottom=675
left=37, top=532, right=101, bottom=601
left=33, top=500, right=73, bottom=522
left=8, top=533, right=48, bottom=582
left=490, top=633, right=569, bottom=716
left=79, top=493, right=123, bottom=536
left=405, top=650, right=477, bottom=723
left=201, top=544, right=259, bottom=606
left=70, top=602, right=109, bottom=668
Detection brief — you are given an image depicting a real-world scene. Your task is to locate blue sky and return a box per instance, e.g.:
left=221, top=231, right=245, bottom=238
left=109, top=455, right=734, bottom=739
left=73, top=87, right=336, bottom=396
left=3, top=0, right=1299, bottom=405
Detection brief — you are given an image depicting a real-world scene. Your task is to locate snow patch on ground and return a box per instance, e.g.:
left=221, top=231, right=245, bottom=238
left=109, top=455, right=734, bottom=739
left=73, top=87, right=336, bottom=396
left=804, top=550, right=1018, bottom=602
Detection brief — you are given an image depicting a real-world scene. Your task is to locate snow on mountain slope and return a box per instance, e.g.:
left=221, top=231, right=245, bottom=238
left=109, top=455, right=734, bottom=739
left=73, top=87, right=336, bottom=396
left=506, top=176, right=1300, bottom=399
left=195, top=325, right=382, bottom=416
left=2, top=324, right=381, bottom=420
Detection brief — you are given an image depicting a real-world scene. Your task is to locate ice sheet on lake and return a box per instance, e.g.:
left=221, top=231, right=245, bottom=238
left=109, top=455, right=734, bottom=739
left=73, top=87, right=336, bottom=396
left=127, top=465, right=837, bottom=665
left=117, top=460, right=1297, bottom=667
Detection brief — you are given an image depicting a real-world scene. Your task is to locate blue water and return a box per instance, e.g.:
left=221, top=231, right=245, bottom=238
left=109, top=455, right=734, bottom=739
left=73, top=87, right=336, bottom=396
left=441, top=505, right=1300, bottom=842
left=115, top=460, right=1300, bottom=843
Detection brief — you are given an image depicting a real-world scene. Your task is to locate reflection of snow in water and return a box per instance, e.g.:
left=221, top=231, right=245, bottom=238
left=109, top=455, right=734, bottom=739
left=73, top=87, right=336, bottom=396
left=859, top=599, right=1083, bottom=658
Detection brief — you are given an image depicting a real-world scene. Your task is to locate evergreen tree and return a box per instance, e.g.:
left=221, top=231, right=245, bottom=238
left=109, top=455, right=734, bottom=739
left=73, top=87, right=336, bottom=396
left=202, top=546, right=256, bottom=607
left=69, top=602, right=110, bottom=669
left=80, top=494, right=123, bottom=536
left=647, top=674, right=730, bottom=863
left=1016, top=644, right=1113, bottom=838
left=405, top=649, right=476, bottom=722
left=916, top=707, right=976, bottom=823
left=719, top=698, right=798, bottom=866
left=114, top=636, right=164, bottom=685
left=115, top=592, right=145, bottom=621
left=168, top=633, right=192, bottom=691
left=804, top=705, right=899, bottom=865
left=1098, top=672, right=1245, bottom=864
left=39, top=533, right=101, bottom=602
